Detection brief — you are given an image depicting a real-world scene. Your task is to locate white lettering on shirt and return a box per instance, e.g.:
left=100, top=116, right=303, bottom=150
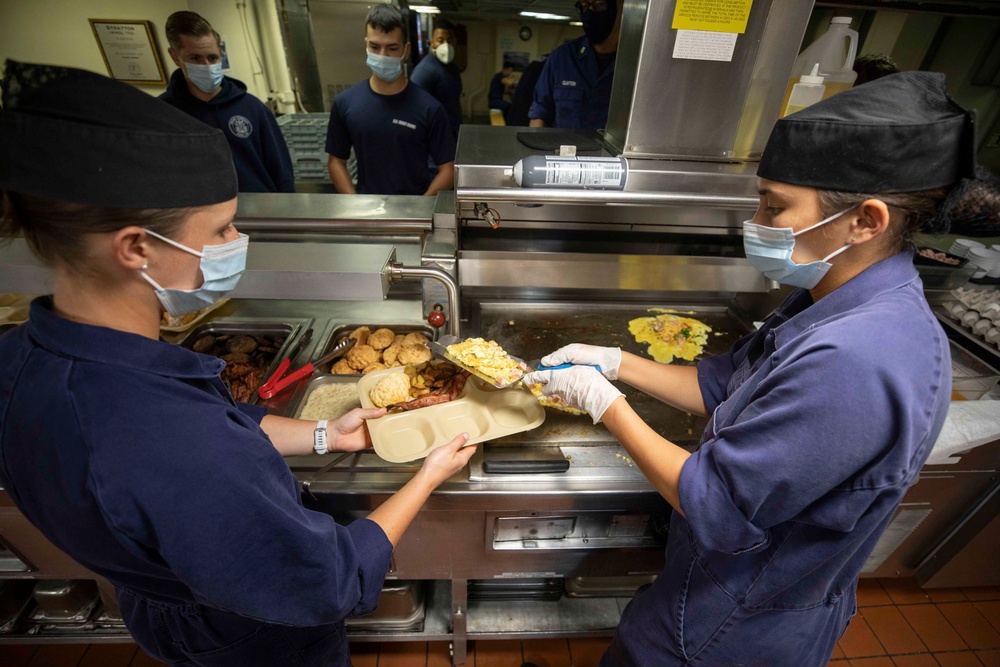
left=561, top=80, right=577, bottom=86
left=392, top=118, right=417, bottom=130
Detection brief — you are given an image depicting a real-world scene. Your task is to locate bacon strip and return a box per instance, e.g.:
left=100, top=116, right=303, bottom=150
left=388, top=371, right=470, bottom=412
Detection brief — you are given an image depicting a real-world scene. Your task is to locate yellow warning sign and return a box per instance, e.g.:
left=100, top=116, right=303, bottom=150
left=672, top=0, right=754, bottom=33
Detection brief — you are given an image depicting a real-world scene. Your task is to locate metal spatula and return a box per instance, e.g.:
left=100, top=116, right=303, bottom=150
left=426, top=334, right=517, bottom=388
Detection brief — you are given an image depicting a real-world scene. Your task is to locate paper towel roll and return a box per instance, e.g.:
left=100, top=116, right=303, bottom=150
left=926, top=400, right=1000, bottom=465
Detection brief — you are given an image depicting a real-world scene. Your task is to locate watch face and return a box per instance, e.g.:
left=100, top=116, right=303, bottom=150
left=519, top=26, right=532, bottom=41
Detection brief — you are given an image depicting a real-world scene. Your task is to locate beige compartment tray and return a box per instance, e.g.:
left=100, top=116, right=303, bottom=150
left=358, top=367, right=546, bottom=463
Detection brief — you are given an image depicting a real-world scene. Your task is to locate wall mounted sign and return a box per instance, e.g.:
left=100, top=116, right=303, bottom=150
left=89, top=19, right=168, bottom=85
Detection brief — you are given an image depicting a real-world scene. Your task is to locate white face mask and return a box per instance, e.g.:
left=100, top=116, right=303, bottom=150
left=434, top=42, right=455, bottom=65
left=742, top=208, right=854, bottom=289
left=139, top=229, right=249, bottom=318
left=184, top=62, right=224, bottom=93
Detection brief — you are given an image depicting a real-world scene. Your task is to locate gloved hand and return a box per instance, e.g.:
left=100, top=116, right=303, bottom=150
left=523, top=366, right=624, bottom=424
left=539, top=343, right=622, bottom=381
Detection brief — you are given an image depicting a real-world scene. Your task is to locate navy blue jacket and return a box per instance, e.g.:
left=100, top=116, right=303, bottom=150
left=604, top=251, right=951, bottom=666
left=160, top=70, right=295, bottom=193
left=410, top=55, right=463, bottom=135
left=0, top=299, right=392, bottom=665
left=529, top=35, right=615, bottom=129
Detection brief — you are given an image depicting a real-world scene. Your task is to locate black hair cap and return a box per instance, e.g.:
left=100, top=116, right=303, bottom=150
left=759, top=71, right=976, bottom=193
left=0, top=60, right=237, bottom=209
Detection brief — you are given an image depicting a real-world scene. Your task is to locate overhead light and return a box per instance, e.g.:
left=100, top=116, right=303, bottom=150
left=412, top=4, right=441, bottom=13
left=520, top=11, right=571, bottom=20
left=569, top=21, right=583, bottom=26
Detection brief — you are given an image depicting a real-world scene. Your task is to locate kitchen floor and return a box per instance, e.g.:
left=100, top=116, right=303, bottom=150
left=0, top=578, right=997, bottom=666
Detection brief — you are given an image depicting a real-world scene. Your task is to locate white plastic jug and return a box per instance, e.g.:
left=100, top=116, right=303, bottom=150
left=781, top=17, right=859, bottom=113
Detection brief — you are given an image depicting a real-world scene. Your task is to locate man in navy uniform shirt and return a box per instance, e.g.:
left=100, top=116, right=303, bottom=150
left=325, top=5, right=456, bottom=196
left=160, top=11, right=295, bottom=193
left=529, top=0, right=623, bottom=129
left=410, top=18, right=463, bottom=137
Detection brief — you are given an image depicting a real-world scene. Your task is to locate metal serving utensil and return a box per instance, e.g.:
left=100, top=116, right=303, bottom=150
left=426, top=335, right=508, bottom=387
left=258, top=337, right=356, bottom=400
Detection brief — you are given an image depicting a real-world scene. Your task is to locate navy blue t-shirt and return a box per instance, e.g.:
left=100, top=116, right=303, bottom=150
left=325, top=81, right=456, bottom=195
left=410, top=55, right=463, bottom=135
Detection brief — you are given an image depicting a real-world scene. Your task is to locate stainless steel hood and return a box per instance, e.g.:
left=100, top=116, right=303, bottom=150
left=606, top=0, right=813, bottom=161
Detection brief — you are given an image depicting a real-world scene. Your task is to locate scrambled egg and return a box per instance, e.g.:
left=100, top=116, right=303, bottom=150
left=527, top=383, right=587, bottom=416
left=446, top=337, right=525, bottom=385
left=628, top=313, right=711, bottom=364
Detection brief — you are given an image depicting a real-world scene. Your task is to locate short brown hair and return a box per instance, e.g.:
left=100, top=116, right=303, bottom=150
left=165, top=11, right=221, bottom=51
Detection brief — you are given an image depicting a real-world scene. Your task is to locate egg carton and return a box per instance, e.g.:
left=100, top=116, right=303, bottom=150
left=944, top=287, right=1000, bottom=348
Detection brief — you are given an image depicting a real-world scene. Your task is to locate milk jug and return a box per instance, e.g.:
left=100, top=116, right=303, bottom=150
left=781, top=17, right=858, bottom=113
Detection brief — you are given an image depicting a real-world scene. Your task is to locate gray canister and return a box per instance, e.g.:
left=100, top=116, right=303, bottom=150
left=513, top=155, right=628, bottom=189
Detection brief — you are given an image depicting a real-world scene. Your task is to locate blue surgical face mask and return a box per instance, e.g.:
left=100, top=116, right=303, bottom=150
left=139, top=229, right=249, bottom=318
left=185, top=62, right=224, bottom=93
left=742, top=208, right=854, bottom=289
left=367, top=51, right=404, bottom=82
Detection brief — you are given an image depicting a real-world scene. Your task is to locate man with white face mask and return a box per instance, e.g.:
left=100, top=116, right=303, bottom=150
left=325, top=4, right=455, bottom=195
left=160, top=11, right=294, bottom=194
left=410, top=19, right=463, bottom=137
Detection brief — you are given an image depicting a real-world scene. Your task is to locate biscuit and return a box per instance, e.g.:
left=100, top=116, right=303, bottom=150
left=346, top=344, right=378, bottom=371
left=402, top=332, right=430, bottom=347
left=369, top=372, right=411, bottom=408
left=348, top=326, right=371, bottom=346
left=368, top=328, right=396, bottom=350
left=331, top=358, right=355, bottom=375
left=362, top=362, right=388, bottom=375
left=397, top=343, right=431, bottom=365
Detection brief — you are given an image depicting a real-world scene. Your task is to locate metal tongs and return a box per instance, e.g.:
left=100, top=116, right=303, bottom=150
left=258, top=337, right=357, bottom=400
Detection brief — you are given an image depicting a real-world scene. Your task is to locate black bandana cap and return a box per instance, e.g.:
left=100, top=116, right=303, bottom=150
left=758, top=71, right=977, bottom=193
left=0, top=60, right=237, bottom=209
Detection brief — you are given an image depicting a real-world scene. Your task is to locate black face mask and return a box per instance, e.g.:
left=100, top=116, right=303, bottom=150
left=578, top=0, right=618, bottom=46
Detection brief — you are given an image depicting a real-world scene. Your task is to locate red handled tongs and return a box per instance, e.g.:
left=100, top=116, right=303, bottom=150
left=257, top=337, right=356, bottom=400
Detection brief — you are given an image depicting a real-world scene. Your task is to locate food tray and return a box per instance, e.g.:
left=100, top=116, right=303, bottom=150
left=0, top=580, right=36, bottom=635
left=0, top=293, right=35, bottom=326
left=179, top=320, right=302, bottom=404
left=31, top=579, right=99, bottom=618
left=290, top=375, right=362, bottom=421
left=564, top=575, right=656, bottom=598
left=358, top=366, right=545, bottom=462
left=159, top=298, right=230, bottom=332
left=317, top=323, right=438, bottom=374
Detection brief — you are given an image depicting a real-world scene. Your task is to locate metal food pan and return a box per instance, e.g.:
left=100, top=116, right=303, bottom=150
left=288, top=375, right=362, bottom=422
left=564, top=575, right=656, bottom=598
left=178, top=320, right=302, bottom=404
left=317, top=323, right=438, bottom=374
left=346, top=581, right=425, bottom=632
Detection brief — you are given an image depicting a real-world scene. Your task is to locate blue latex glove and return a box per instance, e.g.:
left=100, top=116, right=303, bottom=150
left=540, top=343, right=622, bottom=381
left=523, top=366, right=624, bottom=424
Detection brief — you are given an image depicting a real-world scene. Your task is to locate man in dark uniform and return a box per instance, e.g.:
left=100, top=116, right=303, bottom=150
left=410, top=18, right=463, bottom=137
left=159, top=11, right=295, bottom=193
left=325, top=5, right=455, bottom=196
left=528, top=0, right=624, bottom=129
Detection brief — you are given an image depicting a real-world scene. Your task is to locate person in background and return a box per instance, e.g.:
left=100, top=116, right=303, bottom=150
left=507, top=53, right=548, bottom=126
left=853, top=52, right=901, bottom=85
left=488, top=61, right=515, bottom=122
left=325, top=4, right=455, bottom=196
left=160, top=11, right=295, bottom=194
left=524, top=72, right=1000, bottom=665
left=410, top=18, right=463, bottom=137
left=0, top=59, right=476, bottom=666
left=529, top=0, right=623, bottom=128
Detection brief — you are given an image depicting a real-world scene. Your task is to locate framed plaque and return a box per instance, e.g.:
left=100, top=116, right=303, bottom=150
left=89, top=19, right=168, bottom=86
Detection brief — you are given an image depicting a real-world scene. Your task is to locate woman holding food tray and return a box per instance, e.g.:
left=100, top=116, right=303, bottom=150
left=524, top=72, right=1000, bottom=666
left=0, top=60, right=474, bottom=666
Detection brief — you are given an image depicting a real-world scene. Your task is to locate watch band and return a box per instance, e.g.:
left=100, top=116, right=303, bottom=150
left=314, top=420, right=329, bottom=455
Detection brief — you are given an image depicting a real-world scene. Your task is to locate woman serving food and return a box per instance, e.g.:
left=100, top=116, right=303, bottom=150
left=0, top=60, right=475, bottom=666
left=524, top=72, right=1000, bottom=666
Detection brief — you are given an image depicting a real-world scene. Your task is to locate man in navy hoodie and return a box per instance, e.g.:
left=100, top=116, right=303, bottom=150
left=160, top=11, right=295, bottom=193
